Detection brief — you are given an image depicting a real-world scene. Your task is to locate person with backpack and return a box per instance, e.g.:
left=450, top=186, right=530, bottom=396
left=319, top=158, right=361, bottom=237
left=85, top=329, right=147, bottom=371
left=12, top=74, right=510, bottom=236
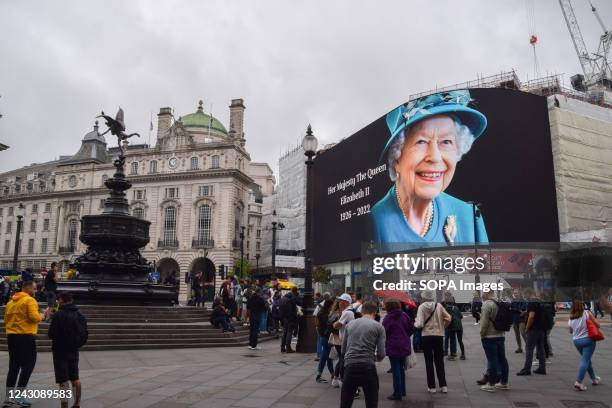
left=315, top=299, right=335, bottom=383
left=445, top=302, right=465, bottom=360
left=479, top=291, right=510, bottom=392
left=47, top=292, right=88, bottom=408
left=279, top=288, right=301, bottom=353
left=270, top=290, right=282, bottom=338
left=517, top=289, right=547, bottom=376
left=414, top=290, right=451, bottom=394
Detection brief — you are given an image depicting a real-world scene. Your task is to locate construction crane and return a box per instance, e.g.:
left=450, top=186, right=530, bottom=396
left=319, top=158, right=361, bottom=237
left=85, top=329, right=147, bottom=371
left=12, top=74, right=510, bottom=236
left=558, top=0, right=612, bottom=91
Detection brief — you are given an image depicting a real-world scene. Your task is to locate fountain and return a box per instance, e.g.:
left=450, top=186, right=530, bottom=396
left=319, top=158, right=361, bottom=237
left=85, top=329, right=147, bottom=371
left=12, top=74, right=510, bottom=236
left=57, top=109, right=177, bottom=305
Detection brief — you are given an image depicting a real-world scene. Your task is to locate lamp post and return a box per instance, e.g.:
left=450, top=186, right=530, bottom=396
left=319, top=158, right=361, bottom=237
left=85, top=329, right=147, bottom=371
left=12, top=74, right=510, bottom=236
left=271, top=211, right=277, bottom=278
left=239, top=226, right=245, bottom=277
left=12, top=203, right=25, bottom=273
left=297, top=124, right=318, bottom=353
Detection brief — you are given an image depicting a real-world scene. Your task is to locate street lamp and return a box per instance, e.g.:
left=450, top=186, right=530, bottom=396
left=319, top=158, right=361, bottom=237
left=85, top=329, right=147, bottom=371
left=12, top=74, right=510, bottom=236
left=297, top=124, right=318, bottom=353
left=271, top=210, right=285, bottom=279
left=239, top=226, right=245, bottom=277
left=12, top=203, right=25, bottom=273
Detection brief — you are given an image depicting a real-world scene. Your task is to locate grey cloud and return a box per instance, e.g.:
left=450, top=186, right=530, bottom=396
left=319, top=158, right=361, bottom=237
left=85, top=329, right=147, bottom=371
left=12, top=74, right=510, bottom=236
left=1, top=0, right=610, bottom=174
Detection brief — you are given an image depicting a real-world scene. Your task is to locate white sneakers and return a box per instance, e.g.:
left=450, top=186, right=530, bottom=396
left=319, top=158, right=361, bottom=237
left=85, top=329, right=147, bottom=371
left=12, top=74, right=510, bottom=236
left=247, top=346, right=261, bottom=350
left=427, top=388, right=436, bottom=393
left=592, top=376, right=601, bottom=386
left=331, top=378, right=341, bottom=388
left=480, top=384, right=496, bottom=392
left=574, top=381, right=588, bottom=391
left=495, top=383, right=510, bottom=390
left=440, top=386, right=448, bottom=393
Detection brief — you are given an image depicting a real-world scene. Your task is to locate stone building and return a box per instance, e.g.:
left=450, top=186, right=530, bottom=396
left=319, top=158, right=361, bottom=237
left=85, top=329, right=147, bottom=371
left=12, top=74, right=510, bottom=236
left=0, top=99, right=275, bottom=301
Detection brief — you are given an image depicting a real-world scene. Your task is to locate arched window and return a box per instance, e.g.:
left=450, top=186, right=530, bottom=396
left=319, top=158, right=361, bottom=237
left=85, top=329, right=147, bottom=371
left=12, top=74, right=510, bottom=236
left=211, top=155, right=220, bottom=169
left=190, top=157, right=199, bottom=170
left=130, top=162, right=138, bottom=175
left=163, top=207, right=177, bottom=244
left=234, top=206, right=242, bottom=241
left=149, top=160, right=157, bottom=173
left=68, top=219, right=78, bottom=251
left=197, top=204, right=211, bottom=243
left=133, top=207, right=145, bottom=219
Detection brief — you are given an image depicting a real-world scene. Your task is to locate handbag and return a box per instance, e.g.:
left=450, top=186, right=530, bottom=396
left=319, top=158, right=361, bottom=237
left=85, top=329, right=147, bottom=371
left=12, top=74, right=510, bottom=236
left=586, top=312, right=604, bottom=342
left=329, top=346, right=339, bottom=360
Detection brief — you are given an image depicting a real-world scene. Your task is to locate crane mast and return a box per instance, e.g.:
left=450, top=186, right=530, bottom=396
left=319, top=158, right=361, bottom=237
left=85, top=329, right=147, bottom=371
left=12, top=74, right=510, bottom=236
left=559, top=0, right=612, bottom=90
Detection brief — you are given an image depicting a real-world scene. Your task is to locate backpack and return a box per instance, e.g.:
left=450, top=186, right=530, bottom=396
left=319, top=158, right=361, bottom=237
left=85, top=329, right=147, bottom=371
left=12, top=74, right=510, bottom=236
left=59, top=310, right=88, bottom=349
left=490, top=301, right=513, bottom=331
left=279, top=296, right=295, bottom=320
left=348, top=306, right=362, bottom=319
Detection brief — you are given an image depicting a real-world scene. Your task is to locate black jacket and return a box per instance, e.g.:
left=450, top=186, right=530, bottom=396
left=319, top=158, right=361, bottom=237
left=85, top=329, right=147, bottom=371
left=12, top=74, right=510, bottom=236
left=247, top=294, right=267, bottom=315
left=48, top=303, right=88, bottom=353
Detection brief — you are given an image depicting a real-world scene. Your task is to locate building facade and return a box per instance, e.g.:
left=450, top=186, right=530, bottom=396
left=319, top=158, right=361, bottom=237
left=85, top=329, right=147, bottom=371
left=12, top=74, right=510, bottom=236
left=0, top=99, right=275, bottom=301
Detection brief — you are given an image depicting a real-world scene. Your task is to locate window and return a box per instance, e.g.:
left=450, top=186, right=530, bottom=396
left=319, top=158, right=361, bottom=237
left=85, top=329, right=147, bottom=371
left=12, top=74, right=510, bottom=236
left=8, top=207, right=13, bottom=216
left=0, top=208, right=3, bottom=217
left=99, top=199, right=105, bottom=210
left=234, top=207, right=242, bottom=241
left=27, top=239, right=34, bottom=254
left=67, top=201, right=79, bottom=213
left=43, top=219, right=50, bottom=231
left=130, top=162, right=138, bottom=175
left=198, top=185, right=213, bottom=197
left=256, top=229, right=261, bottom=238
left=31, top=204, right=38, bottom=214
left=165, top=187, right=178, bottom=199
left=101, top=175, right=109, bottom=185
left=6, top=222, right=12, bottom=234
left=247, top=241, right=250, bottom=250
left=41, top=238, right=48, bottom=253
left=44, top=203, right=51, bottom=213
left=190, top=157, right=199, bottom=170
left=68, top=219, right=78, bottom=251
left=197, top=204, right=212, bottom=243
left=256, top=241, right=261, bottom=251
left=163, top=207, right=177, bottom=243
left=4, top=240, right=10, bottom=255
left=133, top=207, right=144, bottom=219
left=149, top=160, right=157, bottom=173
left=68, top=175, right=77, bottom=188
left=135, top=189, right=145, bottom=200
left=211, top=155, right=220, bottom=169
left=29, top=219, right=36, bottom=233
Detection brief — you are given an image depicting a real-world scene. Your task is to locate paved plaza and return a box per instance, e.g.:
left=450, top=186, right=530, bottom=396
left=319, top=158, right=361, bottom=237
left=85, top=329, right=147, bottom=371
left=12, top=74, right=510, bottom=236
left=1, top=315, right=611, bottom=408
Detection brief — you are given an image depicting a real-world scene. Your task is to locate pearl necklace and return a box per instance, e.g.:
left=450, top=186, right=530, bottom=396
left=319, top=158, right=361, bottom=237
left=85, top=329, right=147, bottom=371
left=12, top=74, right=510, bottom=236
left=396, top=187, right=434, bottom=237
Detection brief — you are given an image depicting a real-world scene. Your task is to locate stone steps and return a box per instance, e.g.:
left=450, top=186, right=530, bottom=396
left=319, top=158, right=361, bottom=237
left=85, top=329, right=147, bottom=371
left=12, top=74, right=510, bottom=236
left=0, top=304, right=271, bottom=351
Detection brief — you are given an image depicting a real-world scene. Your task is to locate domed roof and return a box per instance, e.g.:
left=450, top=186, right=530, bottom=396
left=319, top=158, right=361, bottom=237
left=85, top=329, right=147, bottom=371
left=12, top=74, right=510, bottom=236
left=181, top=100, right=228, bottom=134
left=83, top=120, right=106, bottom=143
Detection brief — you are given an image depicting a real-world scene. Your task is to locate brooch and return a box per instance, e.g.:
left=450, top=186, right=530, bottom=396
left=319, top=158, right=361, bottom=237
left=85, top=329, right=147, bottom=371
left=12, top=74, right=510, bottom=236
left=443, top=215, right=457, bottom=246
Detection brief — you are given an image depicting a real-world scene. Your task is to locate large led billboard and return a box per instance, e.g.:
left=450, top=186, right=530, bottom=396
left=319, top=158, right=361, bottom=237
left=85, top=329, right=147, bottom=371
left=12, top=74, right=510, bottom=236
left=313, top=88, right=559, bottom=264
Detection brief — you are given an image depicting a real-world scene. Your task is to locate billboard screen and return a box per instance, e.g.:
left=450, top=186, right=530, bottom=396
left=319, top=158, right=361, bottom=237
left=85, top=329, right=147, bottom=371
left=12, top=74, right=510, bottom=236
left=312, top=88, right=559, bottom=264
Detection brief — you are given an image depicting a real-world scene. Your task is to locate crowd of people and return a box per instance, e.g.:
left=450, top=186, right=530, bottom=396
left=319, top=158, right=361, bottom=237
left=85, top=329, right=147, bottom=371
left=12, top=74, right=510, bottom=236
left=307, top=287, right=608, bottom=408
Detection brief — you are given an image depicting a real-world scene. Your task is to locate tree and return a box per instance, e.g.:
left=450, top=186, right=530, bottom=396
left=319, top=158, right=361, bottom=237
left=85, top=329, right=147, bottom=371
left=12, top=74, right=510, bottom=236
left=313, top=265, right=332, bottom=284
left=234, top=259, right=251, bottom=279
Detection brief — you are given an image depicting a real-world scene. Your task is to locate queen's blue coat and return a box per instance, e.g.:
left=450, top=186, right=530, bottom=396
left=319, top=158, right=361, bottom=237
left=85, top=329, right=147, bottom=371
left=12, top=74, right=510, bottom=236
left=369, top=185, right=488, bottom=245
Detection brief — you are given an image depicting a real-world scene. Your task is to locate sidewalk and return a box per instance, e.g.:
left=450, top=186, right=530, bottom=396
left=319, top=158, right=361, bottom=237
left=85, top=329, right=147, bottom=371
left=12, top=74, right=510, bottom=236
left=1, top=315, right=611, bottom=407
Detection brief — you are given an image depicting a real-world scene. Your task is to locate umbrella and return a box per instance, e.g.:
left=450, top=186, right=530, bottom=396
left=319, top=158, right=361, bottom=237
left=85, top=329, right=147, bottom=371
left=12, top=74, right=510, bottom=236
left=373, top=290, right=417, bottom=308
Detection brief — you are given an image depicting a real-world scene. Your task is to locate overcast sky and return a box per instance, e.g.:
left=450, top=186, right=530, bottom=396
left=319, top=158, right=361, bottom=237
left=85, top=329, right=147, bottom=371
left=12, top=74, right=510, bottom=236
left=1, top=0, right=610, bottom=175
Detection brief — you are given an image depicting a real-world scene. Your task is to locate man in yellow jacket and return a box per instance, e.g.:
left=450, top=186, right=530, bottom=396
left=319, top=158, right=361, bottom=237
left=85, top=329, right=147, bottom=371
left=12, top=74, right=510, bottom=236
left=3, top=280, right=46, bottom=407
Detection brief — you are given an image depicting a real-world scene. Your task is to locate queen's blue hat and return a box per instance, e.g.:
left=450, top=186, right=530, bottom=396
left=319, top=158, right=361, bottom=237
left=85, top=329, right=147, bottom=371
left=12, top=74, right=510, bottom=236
left=381, top=89, right=487, bottom=161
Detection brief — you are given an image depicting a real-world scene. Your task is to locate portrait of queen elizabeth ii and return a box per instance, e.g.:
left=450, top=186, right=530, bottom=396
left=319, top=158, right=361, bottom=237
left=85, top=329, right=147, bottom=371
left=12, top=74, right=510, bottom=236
left=369, top=90, right=489, bottom=245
